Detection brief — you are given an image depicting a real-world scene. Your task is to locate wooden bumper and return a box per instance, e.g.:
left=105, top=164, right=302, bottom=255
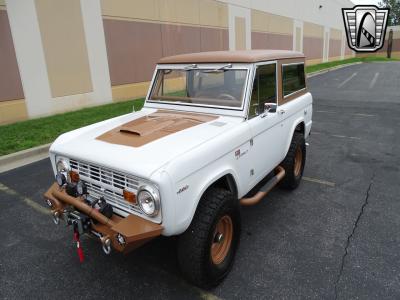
left=44, top=183, right=163, bottom=253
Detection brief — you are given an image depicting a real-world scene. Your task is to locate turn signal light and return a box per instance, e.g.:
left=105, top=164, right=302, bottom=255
left=123, top=190, right=136, bottom=204
left=69, top=171, right=80, bottom=183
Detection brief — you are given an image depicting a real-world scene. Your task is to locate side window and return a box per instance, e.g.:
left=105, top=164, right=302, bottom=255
left=282, top=63, right=305, bottom=97
left=249, top=63, right=277, bottom=118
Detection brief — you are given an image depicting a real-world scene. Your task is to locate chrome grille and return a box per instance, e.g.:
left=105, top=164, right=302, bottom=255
left=70, top=159, right=139, bottom=190
left=85, top=182, right=138, bottom=213
left=69, top=158, right=141, bottom=214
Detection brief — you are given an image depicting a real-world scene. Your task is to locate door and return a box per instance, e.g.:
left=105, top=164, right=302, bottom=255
left=247, top=62, right=285, bottom=186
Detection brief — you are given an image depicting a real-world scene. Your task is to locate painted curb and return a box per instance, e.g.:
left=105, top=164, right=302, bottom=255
left=0, top=143, right=51, bottom=173
left=307, top=62, right=363, bottom=78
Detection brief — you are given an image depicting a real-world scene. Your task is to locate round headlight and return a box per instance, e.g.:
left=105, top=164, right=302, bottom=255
left=137, top=185, right=160, bottom=217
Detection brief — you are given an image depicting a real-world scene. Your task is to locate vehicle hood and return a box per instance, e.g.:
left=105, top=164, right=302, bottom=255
left=50, top=107, right=243, bottom=178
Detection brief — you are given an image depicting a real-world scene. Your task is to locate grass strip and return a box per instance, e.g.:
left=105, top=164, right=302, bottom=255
left=0, top=99, right=144, bottom=156
left=305, top=56, right=398, bottom=74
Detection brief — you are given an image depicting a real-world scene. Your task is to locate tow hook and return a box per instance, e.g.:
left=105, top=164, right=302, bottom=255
left=100, top=236, right=112, bottom=255
left=52, top=211, right=60, bottom=225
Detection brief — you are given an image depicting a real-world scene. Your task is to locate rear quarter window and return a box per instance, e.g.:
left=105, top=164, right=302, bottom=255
left=282, top=63, right=305, bottom=97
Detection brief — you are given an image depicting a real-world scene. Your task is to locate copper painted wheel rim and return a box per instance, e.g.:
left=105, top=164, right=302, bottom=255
left=294, top=146, right=303, bottom=177
left=211, top=215, right=233, bottom=265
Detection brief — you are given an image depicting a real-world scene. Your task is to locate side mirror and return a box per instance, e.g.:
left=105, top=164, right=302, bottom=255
left=264, top=102, right=277, bottom=113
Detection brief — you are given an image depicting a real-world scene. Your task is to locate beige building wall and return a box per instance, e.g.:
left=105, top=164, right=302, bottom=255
left=0, top=100, right=28, bottom=125
left=303, top=22, right=324, bottom=65
left=295, top=27, right=302, bottom=51
left=35, top=0, right=93, bottom=97
left=0, top=4, right=28, bottom=125
left=102, top=0, right=230, bottom=102
left=1, top=0, right=358, bottom=125
left=251, top=10, right=293, bottom=50
left=5, top=0, right=112, bottom=124
left=235, top=17, right=246, bottom=50
left=329, top=28, right=342, bottom=61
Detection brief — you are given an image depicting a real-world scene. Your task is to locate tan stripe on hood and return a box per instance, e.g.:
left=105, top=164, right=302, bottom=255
left=96, top=110, right=218, bottom=147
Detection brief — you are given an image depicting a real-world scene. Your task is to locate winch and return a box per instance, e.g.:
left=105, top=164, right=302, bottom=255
left=66, top=210, right=91, bottom=235
left=44, top=183, right=163, bottom=259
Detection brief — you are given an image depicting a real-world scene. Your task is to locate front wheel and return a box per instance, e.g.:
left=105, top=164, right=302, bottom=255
left=280, top=131, right=306, bottom=189
left=177, top=187, right=241, bottom=288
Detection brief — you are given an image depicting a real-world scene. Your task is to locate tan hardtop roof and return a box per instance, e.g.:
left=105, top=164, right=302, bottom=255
left=159, top=50, right=304, bottom=64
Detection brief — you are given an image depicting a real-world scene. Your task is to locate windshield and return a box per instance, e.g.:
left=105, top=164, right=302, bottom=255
left=149, top=67, right=248, bottom=109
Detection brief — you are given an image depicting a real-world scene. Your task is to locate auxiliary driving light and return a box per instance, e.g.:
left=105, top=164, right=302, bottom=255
left=56, top=158, right=69, bottom=174
left=56, top=172, right=66, bottom=186
left=56, top=158, right=70, bottom=184
left=69, top=170, right=80, bottom=183
left=76, top=181, right=87, bottom=196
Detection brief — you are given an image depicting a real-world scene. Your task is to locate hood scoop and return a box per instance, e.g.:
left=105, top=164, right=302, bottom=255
left=97, top=110, right=218, bottom=147
left=120, top=119, right=175, bottom=136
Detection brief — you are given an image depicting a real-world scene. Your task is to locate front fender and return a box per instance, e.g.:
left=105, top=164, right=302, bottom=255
left=172, top=165, right=240, bottom=236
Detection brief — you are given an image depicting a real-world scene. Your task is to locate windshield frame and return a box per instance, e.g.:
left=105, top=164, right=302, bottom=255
left=145, top=63, right=252, bottom=115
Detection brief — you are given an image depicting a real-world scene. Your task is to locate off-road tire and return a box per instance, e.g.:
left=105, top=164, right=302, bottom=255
left=280, top=131, right=306, bottom=190
left=177, top=187, right=241, bottom=288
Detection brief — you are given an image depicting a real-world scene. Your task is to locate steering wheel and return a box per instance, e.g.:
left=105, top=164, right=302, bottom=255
left=217, top=93, right=237, bottom=101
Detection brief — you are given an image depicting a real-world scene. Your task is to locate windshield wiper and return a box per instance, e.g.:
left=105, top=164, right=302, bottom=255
left=203, top=63, right=232, bottom=73
left=184, top=64, right=198, bottom=70
left=183, top=63, right=232, bottom=72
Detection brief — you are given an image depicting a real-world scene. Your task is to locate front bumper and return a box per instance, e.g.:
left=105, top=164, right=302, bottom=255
left=44, top=183, right=163, bottom=254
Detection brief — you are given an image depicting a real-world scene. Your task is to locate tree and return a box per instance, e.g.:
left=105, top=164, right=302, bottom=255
left=379, top=0, right=400, bottom=26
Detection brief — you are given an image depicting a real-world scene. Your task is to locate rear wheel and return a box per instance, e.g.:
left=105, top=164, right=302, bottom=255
left=280, top=132, right=306, bottom=189
left=177, top=187, right=241, bottom=288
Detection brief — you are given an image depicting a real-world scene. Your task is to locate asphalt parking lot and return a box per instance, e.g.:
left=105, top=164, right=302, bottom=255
left=1, top=62, right=400, bottom=299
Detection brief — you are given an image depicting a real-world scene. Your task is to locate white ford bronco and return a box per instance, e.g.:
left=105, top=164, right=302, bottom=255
left=44, top=50, right=312, bottom=287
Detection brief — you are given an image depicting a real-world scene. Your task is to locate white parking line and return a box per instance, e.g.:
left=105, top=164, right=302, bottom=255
left=353, top=113, right=376, bottom=117
left=0, top=182, right=49, bottom=215
left=312, top=131, right=361, bottom=140
left=369, top=72, right=380, bottom=89
left=338, top=72, right=357, bottom=88
left=331, top=134, right=361, bottom=140
left=315, top=110, right=335, bottom=114
left=315, top=111, right=376, bottom=117
left=303, top=177, right=336, bottom=187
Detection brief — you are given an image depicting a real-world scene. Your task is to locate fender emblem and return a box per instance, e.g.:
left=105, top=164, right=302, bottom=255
left=177, top=185, right=189, bottom=194
left=235, top=149, right=248, bottom=159
left=235, top=149, right=240, bottom=159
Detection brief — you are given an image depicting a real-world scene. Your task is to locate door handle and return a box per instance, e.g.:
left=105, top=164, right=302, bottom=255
left=278, top=109, right=286, bottom=115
